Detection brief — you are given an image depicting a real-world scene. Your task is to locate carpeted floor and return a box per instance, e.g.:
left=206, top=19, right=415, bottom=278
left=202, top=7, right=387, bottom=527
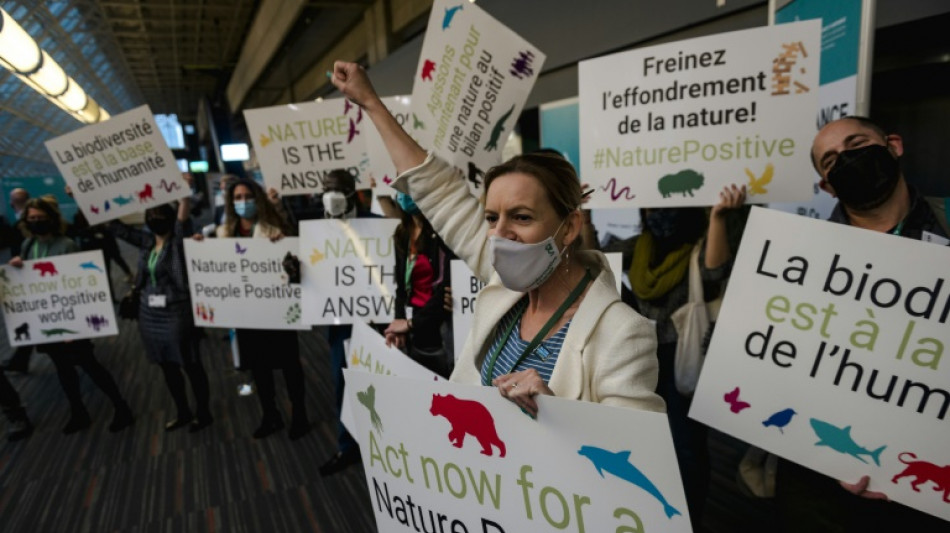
left=0, top=254, right=377, bottom=532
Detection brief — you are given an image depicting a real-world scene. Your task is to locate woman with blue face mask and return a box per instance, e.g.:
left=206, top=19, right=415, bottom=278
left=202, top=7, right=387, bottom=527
left=210, top=179, right=310, bottom=440
left=330, top=61, right=664, bottom=418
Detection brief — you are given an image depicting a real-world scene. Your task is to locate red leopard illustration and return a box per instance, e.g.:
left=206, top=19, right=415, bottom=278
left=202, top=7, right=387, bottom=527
left=430, top=393, right=505, bottom=457
left=32, top=261, right=58, bottom=277
left=137, top=183, right=154, bottom=202
left=891, top=452, right=950, bottom=503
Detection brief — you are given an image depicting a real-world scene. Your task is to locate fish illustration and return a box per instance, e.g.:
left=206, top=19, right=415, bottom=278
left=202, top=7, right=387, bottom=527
left=809, top=418, right=886, bottom=466
left=484, top=105, right=515, bottom=152
left=724, top=386, right=751, bottom=413
left=746, top=163, right=774, bottom=195
left=357, top=385, right=383, bottom=433
left=442, top=5, right=463, bottom=30
left=347, top=117, right=360, bottom=143
left=762, top=408, right=797, bottom=433
left=112, top=195, right=134, bottom=206
left=80, top=261, right=104, bottom=273
left=578, top=445, right=682, bottom=519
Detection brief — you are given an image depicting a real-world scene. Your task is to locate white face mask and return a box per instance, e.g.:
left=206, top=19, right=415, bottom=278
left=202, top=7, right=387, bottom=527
left=323, top=191, right=349, bottom=218
left=489, top=220, right=567, bottom=292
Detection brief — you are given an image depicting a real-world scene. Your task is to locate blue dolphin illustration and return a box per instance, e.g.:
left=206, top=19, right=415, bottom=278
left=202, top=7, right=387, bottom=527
left=578, top=445, right=681, bottom=519
left=763, top=408, right=797, bottom=433
left=809, top=418, right=886, bottom=466
left=80, top=261, right=104, bottom=273
left=442, top=5, right=463, bottom=30
left=112, top=195, right=134, bottom=206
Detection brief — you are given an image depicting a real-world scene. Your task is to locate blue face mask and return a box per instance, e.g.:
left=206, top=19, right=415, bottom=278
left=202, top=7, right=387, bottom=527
left=234, top=199, right=257, bottom=219
left=396, top=192, right=420, bottom=215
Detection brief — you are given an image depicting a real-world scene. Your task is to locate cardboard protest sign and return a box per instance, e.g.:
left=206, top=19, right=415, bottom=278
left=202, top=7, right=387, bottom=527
left=364, top=95, right=421, bottom=198
left=183, top=238, right=305, bottom=330
left=0, top=250, right=117, bottom=346
left=579, top=21, right=821, bottom=208
left=244, top=98, right=368, bottom=196
left=410, top=0, right=545, bottom=193
left=451, top=255, right=623, bottom=359
left=44, top=105, right=189, bottom=224
left=690, top=207, right=950, bottom=521
left=342, top=320, right=443, bottom=435
left=345, top=370, right=690, bottom=532
left=299, top=218, right=399, bottom=325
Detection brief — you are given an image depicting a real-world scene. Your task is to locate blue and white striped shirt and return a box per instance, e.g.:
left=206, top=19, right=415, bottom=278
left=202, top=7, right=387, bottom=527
left=481, top=301, right=572, bottom=385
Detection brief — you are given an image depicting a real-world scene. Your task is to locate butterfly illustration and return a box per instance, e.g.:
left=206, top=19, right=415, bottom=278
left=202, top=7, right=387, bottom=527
left=724, top=386, right=751, bottom=414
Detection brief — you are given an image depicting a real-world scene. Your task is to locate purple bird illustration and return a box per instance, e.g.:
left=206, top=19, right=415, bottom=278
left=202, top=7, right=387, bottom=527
left=347, top=118, right=360, bottom=143
left=235, top=242, right=247, bottom=255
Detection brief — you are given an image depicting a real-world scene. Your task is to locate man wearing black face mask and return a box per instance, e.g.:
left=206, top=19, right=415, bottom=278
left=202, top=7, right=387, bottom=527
left=773, top=117, right=948, bottom=531
left=812, top=116, right=947, bottom=241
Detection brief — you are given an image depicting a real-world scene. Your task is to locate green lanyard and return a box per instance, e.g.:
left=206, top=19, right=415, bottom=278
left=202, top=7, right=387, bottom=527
left=482, top=269, right=593, bottom=385
left=147, top=247, right=162, bottom=287
left=30, top=240, right=49, bottom=259
left=892, top=219, right=906, bottom=236
left=405, top=254, right=416, bottom=288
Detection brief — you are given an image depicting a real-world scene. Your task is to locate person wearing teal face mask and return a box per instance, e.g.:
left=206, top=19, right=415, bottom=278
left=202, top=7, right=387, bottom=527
left=384, top=192, right=456, bottom=378
left=209, top=179, right=311, bottom=440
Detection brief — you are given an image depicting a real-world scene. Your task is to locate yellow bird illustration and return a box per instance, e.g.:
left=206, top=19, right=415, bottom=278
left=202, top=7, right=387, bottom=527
left=259, top=133, right=272, bottom=148
left=309, top=247, right=324, bottom=265
left=350, top=352, right=361, bottom=366
left=745, top=163, right=774, bottom=195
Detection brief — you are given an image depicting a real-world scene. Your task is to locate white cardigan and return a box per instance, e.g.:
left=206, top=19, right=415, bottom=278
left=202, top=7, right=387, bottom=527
left=393, top=155, right=665, bottom=413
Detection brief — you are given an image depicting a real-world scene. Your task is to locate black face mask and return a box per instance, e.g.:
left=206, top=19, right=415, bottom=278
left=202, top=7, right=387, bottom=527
left=827, top=144, right=901, bottom=211
left=27, top=220, right=52, bottom=235
left=146, top=217, right=174, bottom=236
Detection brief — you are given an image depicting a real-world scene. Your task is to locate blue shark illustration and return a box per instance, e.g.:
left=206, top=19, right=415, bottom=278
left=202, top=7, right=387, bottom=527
left=442, top=5, right=463, bottom=30
left=578, top=445, right=681, bottom=519
left=80, top=261, right=104, bottom=273
left=763, top=408, right=797, bottom=434
left=809, top=418, right=886, bottom=466
left=112, top=195, right=134, bottom=206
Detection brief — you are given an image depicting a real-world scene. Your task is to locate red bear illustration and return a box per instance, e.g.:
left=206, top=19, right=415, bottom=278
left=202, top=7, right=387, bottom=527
left=32, top=261, right=58, bottom=277
left=430, top=394, right=505, bottom=457
left=892, top=452, right=950, bottom=503
left=138, top=183, right=154, bottom=202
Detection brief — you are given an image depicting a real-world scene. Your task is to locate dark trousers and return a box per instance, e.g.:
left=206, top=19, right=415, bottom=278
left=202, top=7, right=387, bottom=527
left=237, top=330, right=306, bottom=424
left=0, top=371, right=22, bottom=410
left=328, top=325, right=357, bottom=453
left=159, top=359, right=211, bottom=420
left=656, top=342, right=710, bottom=531
left=44, top=340, right=127, bottom=417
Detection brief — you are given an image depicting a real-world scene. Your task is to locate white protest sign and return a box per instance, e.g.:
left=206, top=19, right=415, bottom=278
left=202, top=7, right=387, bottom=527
left=690, top=207, right=950, bottom=521
left=44, top=105, right=189, bottom=224
left=0, top=250, right=117, bottom=346
left=342, top=320, right=443, bottom=435
left=451, top=255, right=624, bottom=359
left=345, top=370, right=690, bottom=532
left=299, top=218, right=399, bottom=325
left=183, top=238, right=305, bottom=330
left=410, top=0, right=545, bottom=194
left=580, top=21, right=821, bottom=208
left=364, top=95, right=421, bottom=198
left=450, top=260, right=487, bottom=360
left=244, top=98, right=368, bottom=196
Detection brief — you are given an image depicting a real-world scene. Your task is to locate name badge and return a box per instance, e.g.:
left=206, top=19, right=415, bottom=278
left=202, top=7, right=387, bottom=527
left=922, top=231, right=950, bottom=246
left=148, top=295, right=167, bottom=308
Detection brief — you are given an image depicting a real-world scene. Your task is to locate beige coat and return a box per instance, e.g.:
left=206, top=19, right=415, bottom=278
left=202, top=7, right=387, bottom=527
left=393, top=155, right=664, bottom=413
